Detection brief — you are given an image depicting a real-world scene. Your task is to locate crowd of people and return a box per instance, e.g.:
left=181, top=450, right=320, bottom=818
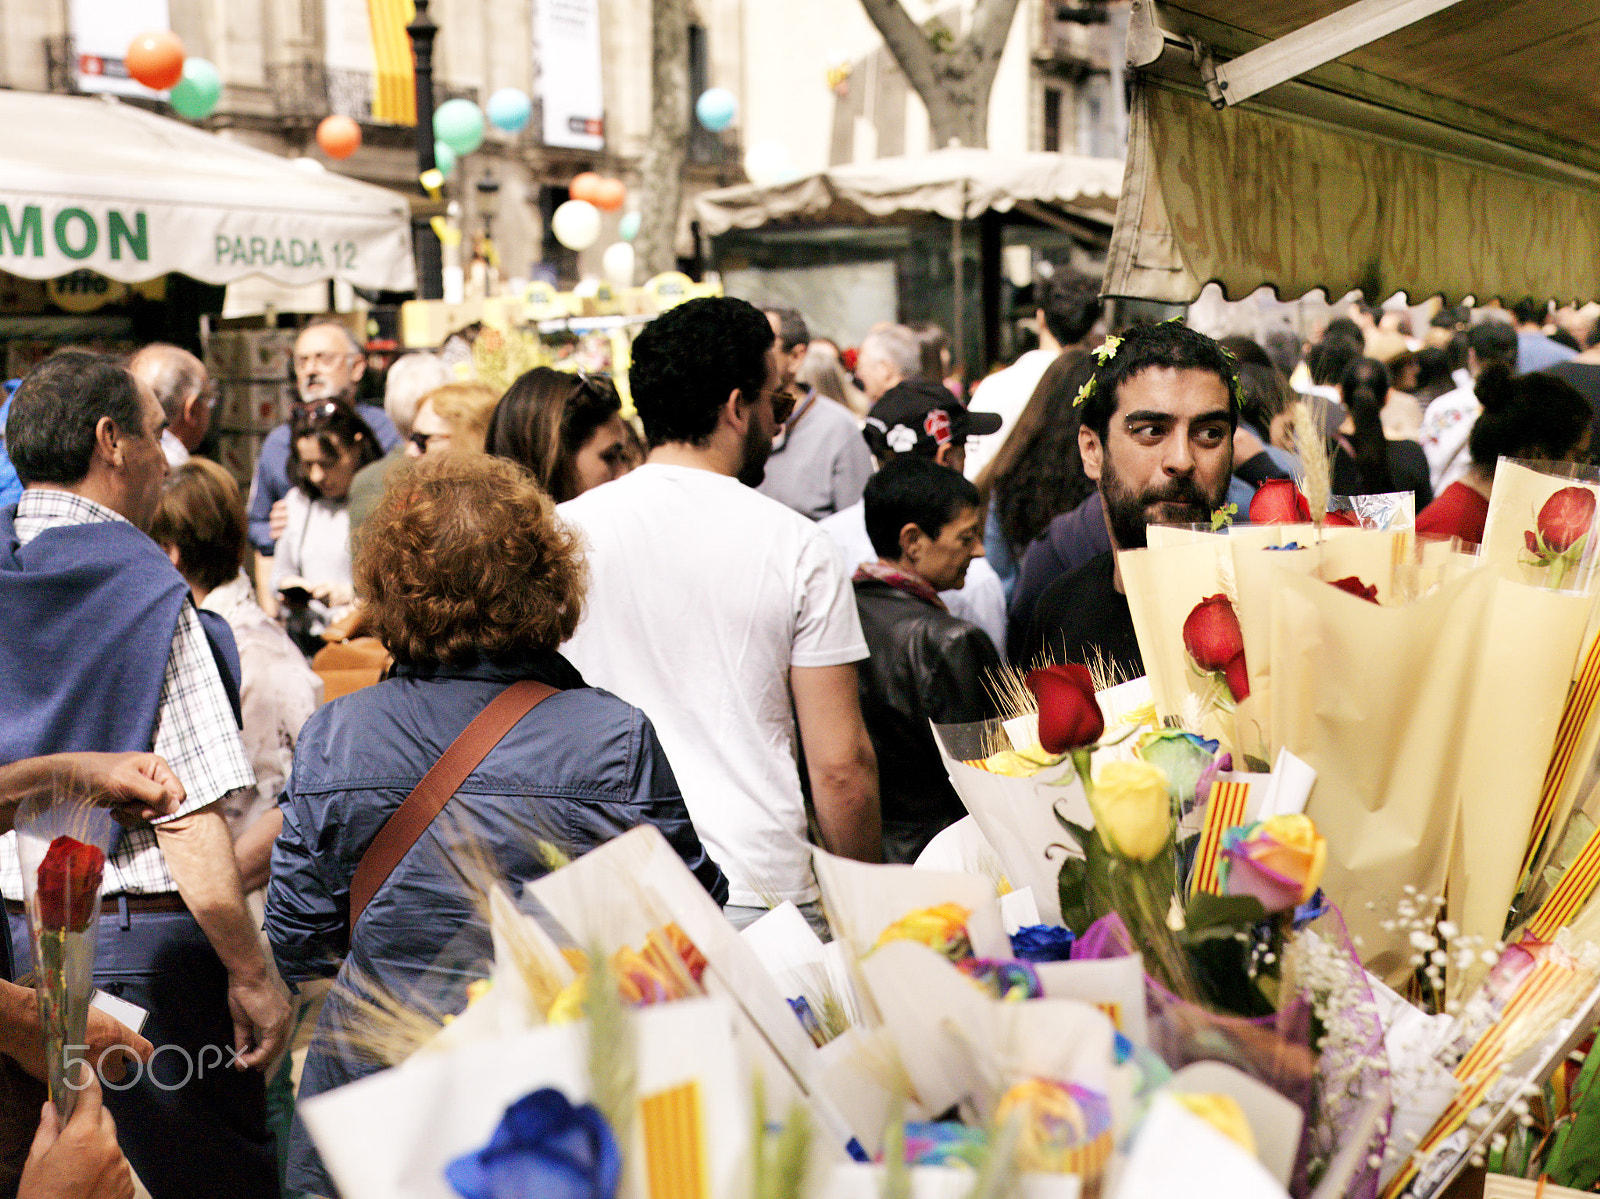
left=0, top=276, right=1596, bottom=1198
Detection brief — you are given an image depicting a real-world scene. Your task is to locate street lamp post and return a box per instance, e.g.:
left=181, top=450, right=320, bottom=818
left=407, top=0, right=444, bottom=300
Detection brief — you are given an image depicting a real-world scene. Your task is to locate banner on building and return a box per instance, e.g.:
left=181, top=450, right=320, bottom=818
left=535, top=0, right=604, bottom=151
left=325, top=0, right=416, bottom=126
left=69, top=0, right=171, bottom=97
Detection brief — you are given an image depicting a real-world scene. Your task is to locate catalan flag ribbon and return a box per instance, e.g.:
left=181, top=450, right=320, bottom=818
left=1191, top=779, right=1251, bottom=896
left=1522, top=630, right=1600, bottom=877
left=367, top=0, right=417, bottom=125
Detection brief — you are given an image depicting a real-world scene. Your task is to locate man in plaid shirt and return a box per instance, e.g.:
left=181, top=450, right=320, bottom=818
left=0, top=351, right=289, bottom=1199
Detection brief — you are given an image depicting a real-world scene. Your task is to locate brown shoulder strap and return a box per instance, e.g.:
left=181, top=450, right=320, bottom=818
left=349, top=679, right=558, bottom=933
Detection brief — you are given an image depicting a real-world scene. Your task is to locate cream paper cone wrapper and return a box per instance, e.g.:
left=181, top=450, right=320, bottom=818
left=1448, top=579, right=1590, bottom=996
left=1110, top=1094, right=1288, bottom=1199
left=1118, top=540, right=1229, bottom=719
left=818, top=1165, right=1083, bottom=1199
left=1164, top=1061, right=1303, bottom=1186
left=810, top=848, right=1010, bottom=965
left=1276, top=563, right=1497, bottom=983
left=303, top=996, right=749, bottom=1199
left=1480, top=459, right=1600, bottom=594
left=521, top=825, right=862, bottom=1150
left=853, top=938, right=1113, bottom=1122
left=1314, top=527, right=1411, bottom=604
left=1231, top=544, right=1319, bottom=754
left=932, top=720, right=1094, bottom=928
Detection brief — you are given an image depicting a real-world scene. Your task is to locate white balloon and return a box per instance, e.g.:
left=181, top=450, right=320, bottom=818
left=743, top=139, right=795, bottom=187
left=291, top=156, right=326, bottom=174
left=550, top=199, right=602, bottom=251
left=601, top=242, right=635, bottom=289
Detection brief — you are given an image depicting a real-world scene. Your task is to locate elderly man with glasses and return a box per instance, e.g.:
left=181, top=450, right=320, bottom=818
left=242, top=323, right=402, bottom=597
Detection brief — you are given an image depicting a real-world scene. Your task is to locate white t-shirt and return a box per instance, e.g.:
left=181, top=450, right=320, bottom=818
left=817, top=499, right=1009, bottom=659
left=558, top=463, right=868, bottom=907
left=962, top=349, right=1058, bottom=480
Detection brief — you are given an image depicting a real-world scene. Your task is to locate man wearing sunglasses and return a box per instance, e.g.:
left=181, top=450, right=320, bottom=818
left=242, top=323, right=401, bottom=586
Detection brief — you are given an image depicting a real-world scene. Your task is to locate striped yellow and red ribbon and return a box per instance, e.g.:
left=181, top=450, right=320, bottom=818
left=1378, top=1069, right=1499, bottom=1199
left=1522, top=631, right=1600, bottom=877
left=1191, top=779, right=1252, bottom=896
left=641, top=1080, right=709, bottom=1199
left=1528, top=823, right=1600, bottom=941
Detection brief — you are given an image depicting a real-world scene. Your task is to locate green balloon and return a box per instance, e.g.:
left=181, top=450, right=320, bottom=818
left=170, top=58, right=222, bottom=120
left=434, top=99, right=485, bottom=156
left=434, top=140, right=456, bottom=177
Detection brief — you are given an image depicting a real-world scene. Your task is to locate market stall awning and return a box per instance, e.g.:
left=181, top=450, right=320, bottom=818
left=1107, top=2, right=1600, bottom=304
left=0, top=92, right=414, bottom=292
left=693, top=147, right=1125, bottom=235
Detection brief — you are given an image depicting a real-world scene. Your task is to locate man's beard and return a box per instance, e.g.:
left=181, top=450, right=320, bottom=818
left=1100, top=458, right=1225, bottom=551
left=736, top=411, right=772, bottom=487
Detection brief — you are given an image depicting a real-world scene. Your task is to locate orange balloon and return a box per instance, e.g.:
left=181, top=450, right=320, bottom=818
left=316, top=114, right=362, bottom=160
left=569, top=172, right=604, bottom=203
left=592, top=178, right=627, bottom=212
left=125, top=31, right=185, bottom=91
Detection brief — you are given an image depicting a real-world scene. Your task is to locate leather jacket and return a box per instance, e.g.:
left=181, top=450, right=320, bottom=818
left=853, top=579, right=1002, bottom=863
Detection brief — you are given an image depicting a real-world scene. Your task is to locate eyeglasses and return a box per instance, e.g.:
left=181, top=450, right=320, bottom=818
left=409, top=430, right=450, bottom=453
left=293, top=350, right=359, bottom=372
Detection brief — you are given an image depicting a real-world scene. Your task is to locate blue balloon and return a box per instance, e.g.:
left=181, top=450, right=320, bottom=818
left=486, top=87, right=532, bottom=134
left=618, top=212, right=640, bottom=242
left=434, top=140, right=456, bottom=177
left=695, top=88, right=737, bottom=133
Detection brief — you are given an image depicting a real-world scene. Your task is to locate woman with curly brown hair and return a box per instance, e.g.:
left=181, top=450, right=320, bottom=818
left=265, top=453, right=724, bottom=1199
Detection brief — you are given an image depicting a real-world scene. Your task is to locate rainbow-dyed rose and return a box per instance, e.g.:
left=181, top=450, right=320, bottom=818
left=1218, top=814, right=1327, bottom=913
left=874, top=902, right=973, bottom=962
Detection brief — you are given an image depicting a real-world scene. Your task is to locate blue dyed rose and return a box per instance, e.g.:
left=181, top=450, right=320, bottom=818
left=1008, top=923, right=1076, bottom=963
left=445, top=1088, right=621, bottom=1199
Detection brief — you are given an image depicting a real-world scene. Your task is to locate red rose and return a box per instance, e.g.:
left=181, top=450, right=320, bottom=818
left=1184, top=595, right=1250, bottom=703
left=1025, top=663, right=1104, bottom=754
left=1329, top=575, right=1379, bottom=603
left=1538, top=487, right=1597, bottom=554
left=1248, top=479, right=1309, bottom=525
left=1323, top=510, right=1360, bottom=528
left=36, top=836, right=105, bottom=933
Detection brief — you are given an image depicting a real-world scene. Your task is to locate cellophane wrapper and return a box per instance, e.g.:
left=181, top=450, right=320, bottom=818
left=1075, top=908, right=1389, bottom=1199
left=15, top=801, right=114, bottom=1124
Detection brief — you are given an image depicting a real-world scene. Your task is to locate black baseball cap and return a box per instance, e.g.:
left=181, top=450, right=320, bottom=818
left=862, top=378, right=1002, bottom=460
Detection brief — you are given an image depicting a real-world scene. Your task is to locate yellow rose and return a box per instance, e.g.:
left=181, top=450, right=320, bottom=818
left=1090, top=760, right=1172, bottom=861
left=1172, top=1092, right=1256, bottom=1156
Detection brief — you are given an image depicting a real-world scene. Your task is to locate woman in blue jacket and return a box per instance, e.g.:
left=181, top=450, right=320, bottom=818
left=265, top=452, right=725, bottom=1198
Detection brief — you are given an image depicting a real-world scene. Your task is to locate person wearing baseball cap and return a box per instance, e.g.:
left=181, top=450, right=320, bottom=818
left=860, top=378, right=1002, bottom=470
left=819, top=379, right=1009, bottom=655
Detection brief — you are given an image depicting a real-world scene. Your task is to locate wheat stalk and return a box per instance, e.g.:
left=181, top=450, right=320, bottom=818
left=1292, top=396, right=1333, bottom=526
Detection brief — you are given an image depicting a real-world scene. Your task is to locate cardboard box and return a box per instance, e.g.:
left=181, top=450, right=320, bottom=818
left=215, top=431, right=268, bottom=487
left=217, top=380, right=291, bottom=433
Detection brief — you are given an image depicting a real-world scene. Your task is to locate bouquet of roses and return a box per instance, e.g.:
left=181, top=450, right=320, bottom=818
left=15, top=796, right=115, bottom=1123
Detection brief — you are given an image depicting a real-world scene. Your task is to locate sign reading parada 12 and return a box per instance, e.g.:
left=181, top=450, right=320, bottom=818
left=0, top=199, right=383, bottom=286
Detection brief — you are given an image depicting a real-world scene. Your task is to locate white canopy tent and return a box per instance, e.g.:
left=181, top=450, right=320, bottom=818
left=693, top=147, right=1124, bottom=236
left=694, top=148, right=1125, bottom=370
left=0, top=91, right=414, bottom=293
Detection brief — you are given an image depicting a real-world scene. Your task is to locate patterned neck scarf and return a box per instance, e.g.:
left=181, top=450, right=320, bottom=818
left=853, top=560, right=946, bottom=610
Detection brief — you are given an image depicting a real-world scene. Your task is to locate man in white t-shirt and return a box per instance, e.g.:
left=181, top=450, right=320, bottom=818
left=963, top=268, right=1103, bottom=480
left=558, top=297, right=881, bottom=933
